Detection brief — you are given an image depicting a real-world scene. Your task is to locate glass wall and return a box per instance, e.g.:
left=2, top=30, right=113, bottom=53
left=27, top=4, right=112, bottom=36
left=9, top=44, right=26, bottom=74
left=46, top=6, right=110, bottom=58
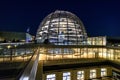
left=36, top=10, right=87, bottom=45
left=87, top=36, right=106, bottom=45
left=38, top=46, right=120, bottom=63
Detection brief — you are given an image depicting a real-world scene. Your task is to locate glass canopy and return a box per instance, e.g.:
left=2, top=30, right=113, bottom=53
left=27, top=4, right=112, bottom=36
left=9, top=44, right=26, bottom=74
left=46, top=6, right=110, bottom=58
left=36, top=10, right=87, bottom=45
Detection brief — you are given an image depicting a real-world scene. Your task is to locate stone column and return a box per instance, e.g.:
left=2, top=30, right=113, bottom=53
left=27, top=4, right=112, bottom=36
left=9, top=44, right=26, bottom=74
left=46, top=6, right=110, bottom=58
left=71, top=70, right=77, bottom=80
left=107, top=67, right=112, bottom=76
left=56, top=72, right=62, bottom=80
left=96, top=68, right=101, bottom=78
left=84, top=69, right=90, bottom=80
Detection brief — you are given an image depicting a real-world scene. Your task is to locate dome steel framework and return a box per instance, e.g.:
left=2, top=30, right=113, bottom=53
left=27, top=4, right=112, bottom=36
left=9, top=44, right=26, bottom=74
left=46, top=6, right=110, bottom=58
left=36, top=10, right=87, bottom=45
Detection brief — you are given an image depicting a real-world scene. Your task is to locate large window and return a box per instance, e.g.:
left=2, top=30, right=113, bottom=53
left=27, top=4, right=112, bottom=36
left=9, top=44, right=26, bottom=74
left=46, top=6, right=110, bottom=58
left=90, top=69, right=96, bottom=79
left=63, top=72, right=71, bottom=80
left=46, top=74, right=56, bottom=80
left=101, top=68, right=107, bottom=77
left=77, top=71, right=84, bottom=80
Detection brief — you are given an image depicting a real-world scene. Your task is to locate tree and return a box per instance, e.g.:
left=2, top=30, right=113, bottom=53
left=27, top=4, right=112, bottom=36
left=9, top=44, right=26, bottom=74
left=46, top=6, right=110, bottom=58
left=12, top=39, right=16, bottom=42
left=3, top=39, right=7, bottom=43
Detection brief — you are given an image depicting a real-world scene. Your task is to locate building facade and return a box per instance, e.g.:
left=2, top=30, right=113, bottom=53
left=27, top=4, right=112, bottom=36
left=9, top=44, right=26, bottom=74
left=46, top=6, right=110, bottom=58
left=0, top=31, right=33, bottom=42
left=0, top=10, right=120, bottom=80
left=34, top=10, right=120, bottom=80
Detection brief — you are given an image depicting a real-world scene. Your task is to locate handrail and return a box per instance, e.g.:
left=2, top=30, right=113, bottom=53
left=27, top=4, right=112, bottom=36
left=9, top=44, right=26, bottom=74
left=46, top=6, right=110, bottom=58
left=43, top=58, right=106, bottom=66
left=18, top=49, right=39, bottom=80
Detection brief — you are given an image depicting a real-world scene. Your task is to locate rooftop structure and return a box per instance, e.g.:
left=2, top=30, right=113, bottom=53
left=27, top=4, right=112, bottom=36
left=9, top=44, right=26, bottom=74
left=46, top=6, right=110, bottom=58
left=36, top=10, right=87, bottom=45
left=0, top=31, right=33, bottom=43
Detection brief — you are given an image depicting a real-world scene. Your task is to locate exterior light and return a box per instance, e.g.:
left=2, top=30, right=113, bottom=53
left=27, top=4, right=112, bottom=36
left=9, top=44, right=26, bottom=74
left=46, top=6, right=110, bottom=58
left=14, top=45, right=17, bottom=48
left=7, top=45, right=11, bottom=49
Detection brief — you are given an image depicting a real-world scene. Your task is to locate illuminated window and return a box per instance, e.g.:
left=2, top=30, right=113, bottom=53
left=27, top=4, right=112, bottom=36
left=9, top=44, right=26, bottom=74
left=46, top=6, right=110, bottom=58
left=46, top=74, right=56, bottom=80
left=90, top=69, right=96, bottom=79
left=63, top=72, right=71, bottom=80
left=77, top=71, right=84, bottom=80
left=101, top=68, right=107, bottom=77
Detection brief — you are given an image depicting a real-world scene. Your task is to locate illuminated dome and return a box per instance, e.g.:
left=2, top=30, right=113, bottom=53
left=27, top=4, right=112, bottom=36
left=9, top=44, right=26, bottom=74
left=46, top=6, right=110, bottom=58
left=36, top=10, right=87, bottom=45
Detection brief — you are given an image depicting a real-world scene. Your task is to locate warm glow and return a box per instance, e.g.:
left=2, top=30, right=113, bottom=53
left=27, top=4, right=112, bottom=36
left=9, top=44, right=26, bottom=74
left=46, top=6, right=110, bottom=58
left=7, top=45, right=11, bottom=49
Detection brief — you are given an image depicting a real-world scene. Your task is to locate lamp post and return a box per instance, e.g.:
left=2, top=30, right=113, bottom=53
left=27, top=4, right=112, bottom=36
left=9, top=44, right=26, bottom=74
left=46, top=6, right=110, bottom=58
left=7, top=45, right=12, bottom=61
left=14, top=45, right=17, bottom=56
left=0, top=46, right=2, bottom=55
left=7, top=45, right=11, bottom=49
left=0, top=46, right=3, bottom=62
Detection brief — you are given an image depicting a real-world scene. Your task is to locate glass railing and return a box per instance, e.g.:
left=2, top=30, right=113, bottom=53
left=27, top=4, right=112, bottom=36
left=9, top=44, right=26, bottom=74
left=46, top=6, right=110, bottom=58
left=0, top=43, right=36, bottom=79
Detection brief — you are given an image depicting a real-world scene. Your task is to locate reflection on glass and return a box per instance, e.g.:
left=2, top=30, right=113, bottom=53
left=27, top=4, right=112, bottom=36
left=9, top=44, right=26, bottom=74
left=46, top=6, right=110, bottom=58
left=46, top=74, right=56, bottom=80
left=63, top=72, right=71, bottom=80
left=101, top=68, right=107, bottom=77
left=77, top=71, right=84, bottom=80
left=36, top=10, right=87, bottom=45
left=90, top=69, right=96, bottom=79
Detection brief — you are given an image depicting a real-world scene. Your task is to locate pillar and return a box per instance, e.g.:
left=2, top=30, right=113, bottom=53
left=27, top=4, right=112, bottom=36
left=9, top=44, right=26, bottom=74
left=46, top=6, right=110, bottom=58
left=84, top=69, right=90, bottom=80
left=71, top=70, right=77, bottom=80
left=96, top=68, right=101, bottom=78
left=56, top=72, right=62, bottom=80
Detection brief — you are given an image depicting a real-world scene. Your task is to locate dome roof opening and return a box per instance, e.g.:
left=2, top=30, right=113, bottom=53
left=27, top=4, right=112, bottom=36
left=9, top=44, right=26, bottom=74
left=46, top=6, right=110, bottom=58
left=36, top=10, right=87, bottom=45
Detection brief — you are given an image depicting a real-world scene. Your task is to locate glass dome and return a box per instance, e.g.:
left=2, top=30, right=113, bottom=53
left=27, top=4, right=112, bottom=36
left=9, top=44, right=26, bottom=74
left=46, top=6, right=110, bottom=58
left=36, top=10, right=87, bottom=45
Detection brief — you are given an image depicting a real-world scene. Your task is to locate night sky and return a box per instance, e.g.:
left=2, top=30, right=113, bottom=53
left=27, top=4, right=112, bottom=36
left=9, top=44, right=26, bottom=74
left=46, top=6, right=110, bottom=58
left=0, top=0, right=120, bottom=37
